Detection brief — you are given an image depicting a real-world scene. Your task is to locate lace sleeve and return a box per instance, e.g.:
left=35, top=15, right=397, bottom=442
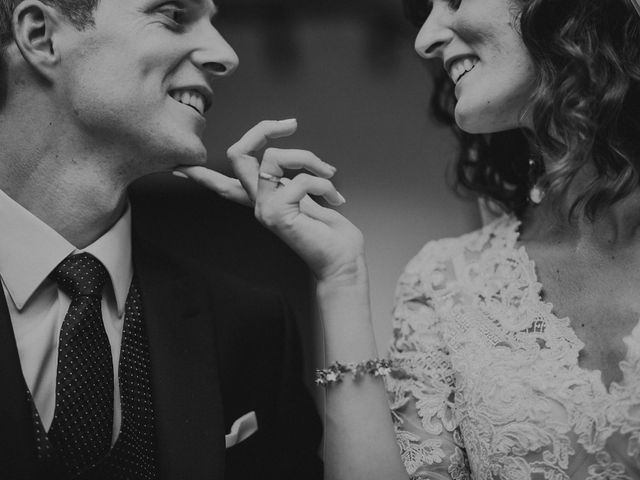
left=386, top=241, right=471, bottom=480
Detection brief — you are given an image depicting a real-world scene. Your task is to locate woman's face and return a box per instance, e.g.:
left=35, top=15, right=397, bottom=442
left=415, top=0, right=536, bottom=133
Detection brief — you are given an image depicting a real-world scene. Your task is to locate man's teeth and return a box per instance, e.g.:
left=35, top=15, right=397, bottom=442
left=450, top=58, right=478, bottom=84
left=171, top=90, right=206, bottom=115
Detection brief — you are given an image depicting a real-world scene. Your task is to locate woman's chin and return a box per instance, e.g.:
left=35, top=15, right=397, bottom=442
left=455, top=107, right=517, bottom=135
left=454, top=110, right=488, bottom=134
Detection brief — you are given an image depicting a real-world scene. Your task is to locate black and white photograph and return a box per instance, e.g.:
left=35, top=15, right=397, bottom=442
left=0, top=0, right=639, bottom=479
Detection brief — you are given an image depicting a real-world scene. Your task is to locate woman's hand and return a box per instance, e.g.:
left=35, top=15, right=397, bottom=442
left=175, top=119, right=365, bottom=283
left=177, top=121, right=410, bottom=480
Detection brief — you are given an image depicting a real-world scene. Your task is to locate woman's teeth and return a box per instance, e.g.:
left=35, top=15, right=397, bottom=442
left=450, top=58, right=478, bottom=84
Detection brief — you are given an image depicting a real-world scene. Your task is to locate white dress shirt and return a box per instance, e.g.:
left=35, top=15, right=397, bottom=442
left=0, top=188, right=133, bottom=444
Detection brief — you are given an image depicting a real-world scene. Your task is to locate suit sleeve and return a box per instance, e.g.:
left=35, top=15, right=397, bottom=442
left=269, top=297, right=323, bottom=479
left=220, top=287, right=323, bottom=480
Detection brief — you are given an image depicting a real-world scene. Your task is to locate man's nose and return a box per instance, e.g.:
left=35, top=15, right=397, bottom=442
left=414, top=9, right=454, bottom=61
left=191, top=25, right=239, bottom=78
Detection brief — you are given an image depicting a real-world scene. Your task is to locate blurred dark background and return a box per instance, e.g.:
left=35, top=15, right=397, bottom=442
left=131, top=0, right=479, bottom=388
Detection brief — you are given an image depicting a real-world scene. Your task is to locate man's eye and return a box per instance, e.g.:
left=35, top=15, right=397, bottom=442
left=157, top=3, right=187, bottom=24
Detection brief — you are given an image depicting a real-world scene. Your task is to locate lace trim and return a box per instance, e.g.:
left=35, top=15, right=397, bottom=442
left=388, top=214, right=640, bottom=479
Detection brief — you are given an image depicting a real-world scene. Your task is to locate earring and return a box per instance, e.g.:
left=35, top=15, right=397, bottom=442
left=528, top=157, right=545, bottom=205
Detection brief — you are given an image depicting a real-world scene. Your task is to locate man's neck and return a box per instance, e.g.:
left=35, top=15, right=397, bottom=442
left=0, top=113, right=131, bottom=248
left=1, top=167, right=129, bottom=249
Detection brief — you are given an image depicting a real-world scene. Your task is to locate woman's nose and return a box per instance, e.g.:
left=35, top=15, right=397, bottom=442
left=414, top=9, right=454, bottom=60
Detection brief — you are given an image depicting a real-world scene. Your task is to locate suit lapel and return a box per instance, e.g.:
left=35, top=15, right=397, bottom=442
left=133, top=239, right=225, bottom=480
left=0, top=289, right=40, bottom=478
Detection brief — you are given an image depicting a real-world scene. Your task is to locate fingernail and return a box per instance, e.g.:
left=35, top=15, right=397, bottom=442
left=336, top=192, right=346, bottom=205
left=327, top=164, right=337, bottom=173
left=172, top=171, right=188, bottom=179
left=280, top=118, right=297, bottom=124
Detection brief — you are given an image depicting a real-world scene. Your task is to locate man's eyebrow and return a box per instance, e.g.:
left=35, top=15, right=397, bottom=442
left=186, top=0, right=218, bottom=19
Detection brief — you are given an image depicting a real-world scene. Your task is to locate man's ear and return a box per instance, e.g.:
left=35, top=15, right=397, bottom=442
left=11, top=0, right=66, bottom=80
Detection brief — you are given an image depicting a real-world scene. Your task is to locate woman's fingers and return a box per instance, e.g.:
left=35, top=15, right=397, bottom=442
left=257, top=173, right=345, bottom=224
left=299, top=195, right=346, bottom=226
left=282, top=174, right=346, bottom=206
left=176, top=120, right=342, bottom=220
left=261, top=148, right=336, bottom=178
left=226, top=119, right=299, bottom=158
left=227, top=119, right=298, bottom=199
left=175, top=166, right=253, bottom=206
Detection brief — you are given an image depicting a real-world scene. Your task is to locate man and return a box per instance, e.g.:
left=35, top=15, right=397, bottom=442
left=0, top=0, right=323, bottom=478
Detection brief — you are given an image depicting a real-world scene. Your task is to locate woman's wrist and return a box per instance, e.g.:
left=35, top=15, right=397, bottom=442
left=314, top=255, right=378, bottom=360
left=315, top=253, right=369, bottom=292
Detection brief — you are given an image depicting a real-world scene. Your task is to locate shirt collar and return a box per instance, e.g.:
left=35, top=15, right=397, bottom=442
left=81, top=206, right=133, bottom=316
left=0, top=189, right=133, bottom=315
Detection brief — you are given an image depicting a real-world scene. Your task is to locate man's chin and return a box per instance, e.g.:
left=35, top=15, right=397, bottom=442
left=129, top=151, right=207, bottom=182
left=177, top=152, right=208, bottom=168
left=170, top=141, right=208, bottom=167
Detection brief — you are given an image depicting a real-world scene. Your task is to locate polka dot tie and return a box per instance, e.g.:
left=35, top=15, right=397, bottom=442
left=101, top=277, right=158, bottom=479
left=47, top=253, right=114, bottom=477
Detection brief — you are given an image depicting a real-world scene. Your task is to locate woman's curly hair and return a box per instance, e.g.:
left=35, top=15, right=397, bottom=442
left=404, top=0, right=640, bottom=218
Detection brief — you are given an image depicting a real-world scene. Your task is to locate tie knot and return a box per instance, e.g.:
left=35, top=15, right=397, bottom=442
left=50, top=253, right=109, bottom=298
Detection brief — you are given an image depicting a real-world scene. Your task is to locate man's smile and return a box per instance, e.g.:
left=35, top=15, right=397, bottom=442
left=169, top=87, right=212, bottom=116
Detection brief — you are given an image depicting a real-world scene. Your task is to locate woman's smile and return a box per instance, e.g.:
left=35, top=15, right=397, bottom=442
left=448, top=56, right=479, bottom=85
left=414, top=0, right=536, bottom=133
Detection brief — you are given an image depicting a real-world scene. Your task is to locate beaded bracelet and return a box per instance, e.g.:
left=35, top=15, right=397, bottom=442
left=315, top=359, right=393, bottom=386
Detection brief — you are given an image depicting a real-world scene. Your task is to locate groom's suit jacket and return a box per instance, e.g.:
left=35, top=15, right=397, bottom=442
left=0, top=233, right=323, bottom=480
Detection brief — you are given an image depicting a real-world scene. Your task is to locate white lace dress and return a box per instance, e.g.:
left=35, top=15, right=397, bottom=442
left=386, top=215, right=640, bottom=480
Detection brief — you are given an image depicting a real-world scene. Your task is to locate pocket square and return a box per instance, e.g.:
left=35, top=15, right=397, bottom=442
left=225, top=411, right=258, bottom=448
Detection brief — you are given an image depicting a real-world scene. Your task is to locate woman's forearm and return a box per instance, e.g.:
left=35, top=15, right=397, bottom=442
left=316, top=265, right=409, bottom=480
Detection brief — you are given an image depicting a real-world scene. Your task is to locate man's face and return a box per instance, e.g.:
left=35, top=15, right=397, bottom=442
left=58, top=0, right=238, bottom=176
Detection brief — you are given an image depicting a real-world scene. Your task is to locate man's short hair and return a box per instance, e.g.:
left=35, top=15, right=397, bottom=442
left=0, top=0, right=100, bottom=105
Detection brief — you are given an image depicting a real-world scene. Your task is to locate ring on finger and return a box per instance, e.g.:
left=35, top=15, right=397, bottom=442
left=259, top=172, right=286, bottom=188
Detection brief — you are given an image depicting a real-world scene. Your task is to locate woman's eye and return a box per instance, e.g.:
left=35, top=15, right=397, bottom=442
left=404, top=0, right=432, bottom=26
left=448, top=0, right=462, bottom=9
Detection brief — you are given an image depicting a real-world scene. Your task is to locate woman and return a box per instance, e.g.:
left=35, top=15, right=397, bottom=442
left=179, top=0, right=640, bottom=478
